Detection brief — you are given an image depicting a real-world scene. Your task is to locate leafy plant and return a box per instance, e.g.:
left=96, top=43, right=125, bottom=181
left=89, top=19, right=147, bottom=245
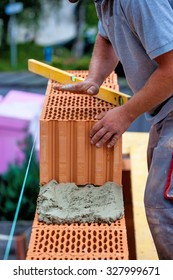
left=0, top=134, right=39, bottom=221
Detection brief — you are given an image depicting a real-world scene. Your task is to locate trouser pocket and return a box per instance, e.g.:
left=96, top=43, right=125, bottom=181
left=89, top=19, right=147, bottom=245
left=164, top=153, right=173, bottom=199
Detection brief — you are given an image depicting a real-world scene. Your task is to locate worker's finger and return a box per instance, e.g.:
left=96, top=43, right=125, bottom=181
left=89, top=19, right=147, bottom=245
left=107, top=134, right=119, bottom=148
left=90, top=121, right=103, bottom=139
left=53, top=83, right=75, bottom=91
left=90, top=126, right=109, bottom=146
left=95, top=111, right=106, bottom=120
left=94, top=131, right=114, bottom=148
left=53, top=81, right=99, bottom=95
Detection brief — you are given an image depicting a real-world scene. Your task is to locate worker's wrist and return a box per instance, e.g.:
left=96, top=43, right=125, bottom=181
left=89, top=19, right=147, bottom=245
left=85, top=76, right=102, bottom=88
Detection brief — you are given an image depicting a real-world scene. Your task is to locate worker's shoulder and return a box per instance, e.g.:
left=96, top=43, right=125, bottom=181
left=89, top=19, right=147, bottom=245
left=121, top=0, right=173, bottom=21
left=122, top=0, right=172, bottom=10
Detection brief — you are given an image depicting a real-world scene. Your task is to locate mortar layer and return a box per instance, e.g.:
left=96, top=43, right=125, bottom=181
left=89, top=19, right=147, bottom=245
left=37, top=180, right=124, bottom=224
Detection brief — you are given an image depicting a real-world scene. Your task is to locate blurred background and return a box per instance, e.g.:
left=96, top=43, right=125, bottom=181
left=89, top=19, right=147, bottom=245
left=0, top=0, right=150, bottom=260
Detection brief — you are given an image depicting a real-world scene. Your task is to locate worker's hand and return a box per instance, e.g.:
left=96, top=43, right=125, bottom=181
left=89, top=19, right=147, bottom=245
left=53, top=79, right=100, bottom=95
left=90, top=106, right=132, bottom=148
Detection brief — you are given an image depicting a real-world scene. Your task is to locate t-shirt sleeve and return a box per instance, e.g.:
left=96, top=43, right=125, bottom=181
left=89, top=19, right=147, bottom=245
left=128, top=0, right=173, bottom=59
left=98, top=20, right=109, bottom=40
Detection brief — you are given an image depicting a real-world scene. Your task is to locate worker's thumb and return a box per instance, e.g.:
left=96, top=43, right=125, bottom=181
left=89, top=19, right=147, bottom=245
left=87, top=85, right=99, bottom=95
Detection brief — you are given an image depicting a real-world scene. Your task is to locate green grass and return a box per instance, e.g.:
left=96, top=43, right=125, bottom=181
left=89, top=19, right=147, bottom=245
left=0, top=42, right=91, bottom=72
left=0, top=42, right=44, bottom=71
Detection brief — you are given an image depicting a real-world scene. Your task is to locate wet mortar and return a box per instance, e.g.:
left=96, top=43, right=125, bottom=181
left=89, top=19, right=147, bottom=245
left=37, top=180, right=124, bottom=224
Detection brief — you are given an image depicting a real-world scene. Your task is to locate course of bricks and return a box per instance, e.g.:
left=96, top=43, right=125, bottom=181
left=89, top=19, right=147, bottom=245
left=26, top=213, right=128, bottom=260
left=26, top=71, right=128, bottom=260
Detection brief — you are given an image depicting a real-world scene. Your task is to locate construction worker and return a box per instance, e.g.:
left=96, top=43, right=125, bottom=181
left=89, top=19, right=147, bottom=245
left=56, top=0, right=173, bottom=259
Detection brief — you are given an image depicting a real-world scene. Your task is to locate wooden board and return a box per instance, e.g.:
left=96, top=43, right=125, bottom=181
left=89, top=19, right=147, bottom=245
left=123, top=132, right=158, bottom=260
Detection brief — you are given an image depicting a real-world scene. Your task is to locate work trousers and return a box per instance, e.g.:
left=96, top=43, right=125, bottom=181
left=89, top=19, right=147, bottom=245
left=144, top=111, right=173, bottom=259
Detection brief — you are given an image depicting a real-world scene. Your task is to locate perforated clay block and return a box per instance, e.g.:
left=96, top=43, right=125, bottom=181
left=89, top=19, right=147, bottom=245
left=26, top=212, right=128, bottom=260
left=40, top=71, right=122, bottom=185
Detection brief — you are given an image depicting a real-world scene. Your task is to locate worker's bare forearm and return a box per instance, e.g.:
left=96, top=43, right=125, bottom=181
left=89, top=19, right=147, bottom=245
left=122, top=50, right=173, bottom=122
left=86, top=34, right=119, bottom=86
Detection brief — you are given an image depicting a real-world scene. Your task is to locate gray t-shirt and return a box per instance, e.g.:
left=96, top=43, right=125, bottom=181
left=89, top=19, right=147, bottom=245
left=95, top=0, right=173, bottom=125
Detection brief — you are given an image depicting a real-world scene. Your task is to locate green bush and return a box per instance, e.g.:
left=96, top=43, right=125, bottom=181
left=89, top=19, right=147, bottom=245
left=0, top=134, right=39, bottom=221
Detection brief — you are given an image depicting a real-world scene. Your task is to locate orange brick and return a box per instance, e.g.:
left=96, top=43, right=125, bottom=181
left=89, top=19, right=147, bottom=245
left=40, top=72, right=122, bottom=185
left=26, top=212, right=128, bottom=260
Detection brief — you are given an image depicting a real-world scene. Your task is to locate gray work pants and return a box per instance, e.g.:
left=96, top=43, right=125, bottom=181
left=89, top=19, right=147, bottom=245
left=144, top=111, right=173, bottom=260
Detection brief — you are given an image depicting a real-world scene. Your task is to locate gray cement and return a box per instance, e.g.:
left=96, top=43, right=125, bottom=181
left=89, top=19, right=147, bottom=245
left=37, top=180, right=124, bottom=224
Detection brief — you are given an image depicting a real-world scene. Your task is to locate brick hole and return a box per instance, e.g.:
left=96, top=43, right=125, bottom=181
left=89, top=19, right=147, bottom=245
left=87, top=248, right=91, bottom=253
left=110, top=247, right=113, bottom=253
left=98, top=248, right=103, bottom=253
left=109, top=234, right=112, bottom=240
left=49, top=244, right=53, bottom=250
left=45, top=240, right=48, bottom=246
left=39, top=237, right=44, bottom=242
left=50, top=237, right=54, bottom=243
left=98, top=241, right=102, bottom=247
left=67, top=233, right=70, bottom=239
left=72, top=237, right=75, bottom=243
left=88, top=233, right=92, bottom=240
left=115, top=244, right=118, bottom=250
left=115, top=237, right=118, bottom=244
left=71, top=244, right=75, bottom=251
left=98, top=233, right=102, bottom=240
left=54, top=247, right=58, bottom=253
left=56, top=233, right=60, bottom=239
left=77, top=234, right=81, bottom=239
left=43, top=247, right=47, bottom=253
left=103, top=237, right=107, bottom=243
left=82, top=237, right=86, bottom=243
left=93, top=237, right=97, bottom=243
left=41, top=230, right=44, bottom=236
left=45, top=233, right=49, bottom=239
left=60, top=237, right=65, bottom=244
